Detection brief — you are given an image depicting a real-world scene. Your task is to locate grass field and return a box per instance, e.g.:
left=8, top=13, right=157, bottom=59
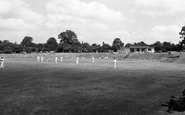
left=0, top=54, right=185, bottom=115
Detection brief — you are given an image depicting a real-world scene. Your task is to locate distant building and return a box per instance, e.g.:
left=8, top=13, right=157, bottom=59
left=122, top=46, right=155, bottom=53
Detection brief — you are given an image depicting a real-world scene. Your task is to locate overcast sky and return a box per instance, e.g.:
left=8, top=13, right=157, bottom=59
left=0, top=0, right=184, bottom=45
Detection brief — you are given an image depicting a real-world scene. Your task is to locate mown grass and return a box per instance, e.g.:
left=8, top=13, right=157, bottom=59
left=0, top=55, right=185, bottom=115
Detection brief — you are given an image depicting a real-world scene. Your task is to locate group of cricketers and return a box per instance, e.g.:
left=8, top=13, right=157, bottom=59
left=0, top=56, right=117, bottom=69
left=37, top=56, right=117, bottom=69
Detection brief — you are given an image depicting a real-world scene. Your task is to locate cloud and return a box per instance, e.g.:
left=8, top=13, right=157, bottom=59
left=0, top=0, right=25, bottom=15
left=46, top=0, right=124, bottom=22
left=0, top=0, right=46, bottom=43
left=0, top=0, right=45, bottom=30
left=122, top=25, right=181, bottom=44
left=0, top=0, right=12, bottom=14
left=143, top=25, right=181, bottom=44
left=0, top=18, right=36, bottom=30
left=152, top=25, right=180, bottom=33
left=45, top=0, right=124, bottom=31
left=128, top=0, right=185, bottom=44
left=133, top=0, right=185, bottom=16
left=77, top=30, right=129, bottom=45
left=0, top=0, right=182, bottom=46
left=0, top=0, right=127, bottom=44
left=20, top=8, right=45, bottom=25
left=44, top=0, right=125, bottom=44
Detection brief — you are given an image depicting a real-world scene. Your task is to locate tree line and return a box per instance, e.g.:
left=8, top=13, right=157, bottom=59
left=1, top=26, right=185, bottom=54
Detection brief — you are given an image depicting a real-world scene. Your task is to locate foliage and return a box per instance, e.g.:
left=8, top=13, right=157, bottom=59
left=3, top=49, right=12, bottom=54
left=37, top=43, right=47, bottom=52
left=179, top=26, right=185, bottom=51
left=162, top=42, right=172, bottom=51
left=57, top=43, right=72, bottom=52
left=21, top=36, right=33, bottom=47
left=151, top=41, right=163, bottom=52
left=112, top=38, right=124, bottom=52
left=0, top=40, right=22, bottom=54
left=20, top=36, right=34, bottom=53
left=0, top=28, right=183, bottom=53
left=58, top=30, right=81, bottom=52
left=58, top=30, right=78, bottom=45
left=134, top=41, right=147, bottom=46
left=125, top=43, right=133, bottom=47
left=11, top=43, right=22, bottom=53
left=100, top=42, right=111, bottom=52
left=45, top=37, right=58, bottom=51
left=81, top=42, right=91, bottom=52
left=91, top=43, right=100, bottom=52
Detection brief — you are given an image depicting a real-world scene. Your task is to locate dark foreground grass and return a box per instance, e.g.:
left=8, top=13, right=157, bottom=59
left=0, top=58, right=185, bottom=115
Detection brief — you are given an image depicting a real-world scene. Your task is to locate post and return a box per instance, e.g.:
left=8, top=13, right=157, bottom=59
left=41, top=56, right=43, bottom=63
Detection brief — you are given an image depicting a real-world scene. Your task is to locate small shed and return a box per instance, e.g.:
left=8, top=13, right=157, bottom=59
left=123, top=46, right=155, bottom=53
left=130, top=46, right=154, bottom=53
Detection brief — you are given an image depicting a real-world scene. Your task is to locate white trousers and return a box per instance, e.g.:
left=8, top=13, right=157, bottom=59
left=0, top=62, right=4, bottom=68
left=55, top=57, right=58, bottom=63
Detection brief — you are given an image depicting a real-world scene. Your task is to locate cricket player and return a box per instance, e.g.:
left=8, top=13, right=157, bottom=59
left=0, top=57, right=4, bottom=68
left=55, top=57, right=58, bottom=63
left=113, top=58, right=117, bottom=69
left=40, top=56, right=44, bottom=63
left=76, top=57, right=79, bottom=64
left=37, top=56, right=40, bottom=62
left=92, top=57, right=95, bottom=63
left=61, top=57, right=63, bottom=62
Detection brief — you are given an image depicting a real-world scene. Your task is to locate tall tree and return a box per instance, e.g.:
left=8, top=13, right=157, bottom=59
left=112, top=38, right=124, bottom=52
left=21, top=36, right=33, bottom=47
left=101, top=42, right=111, bottom=52
left=179, top=26, right=185, bottom=50
left=151, top=41, right=163, bottom=52
left=91, top=43, right=100, bottom=52
left=58, top=30, right=81, bottom=52
left=0, top=40, right=13, bottom=54
left=162, top=41, right=172, bottom=52
left=82, top=42, right=91, bottom=52
left=21, top=36, right=34, bottom=53
left=46, top=37, right=58, bottom=51
left=37, top=43, right=47, bottom=52
left=58, top=30, right=78, bottom=45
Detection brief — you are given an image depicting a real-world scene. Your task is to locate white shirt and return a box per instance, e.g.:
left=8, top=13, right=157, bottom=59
left=0, top=58, right=4, bottom=62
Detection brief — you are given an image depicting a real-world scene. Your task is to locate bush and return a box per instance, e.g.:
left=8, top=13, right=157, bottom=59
left=0, top=50, right=3, bottom=54
left=3, top=49, right=12, bottom=54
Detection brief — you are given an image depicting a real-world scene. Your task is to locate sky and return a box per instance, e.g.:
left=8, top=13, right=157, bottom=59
left=0, top=0, right=185, bottom=45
